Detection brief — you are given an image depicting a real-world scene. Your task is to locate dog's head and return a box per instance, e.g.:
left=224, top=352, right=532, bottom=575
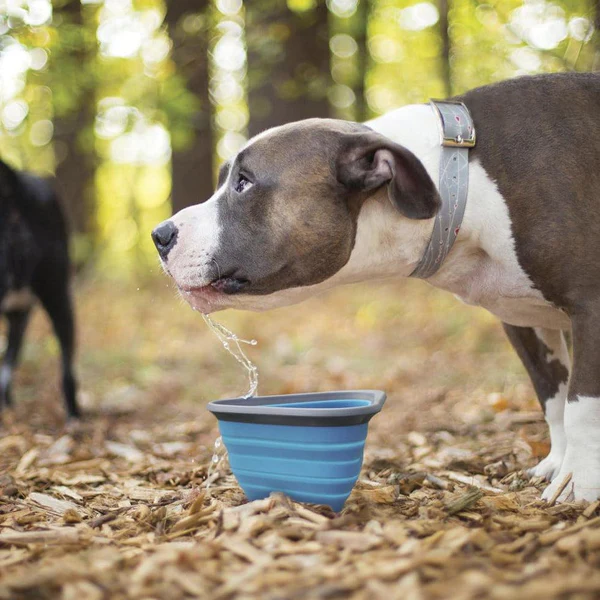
left=152, top=118, right=440, bottom=313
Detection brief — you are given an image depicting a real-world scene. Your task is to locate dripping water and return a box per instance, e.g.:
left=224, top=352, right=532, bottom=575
left=201, top=314, right=259, bottom=490
left=205, top=435, right=227, bottom=491
left=202, top=313, right=258, bottom=399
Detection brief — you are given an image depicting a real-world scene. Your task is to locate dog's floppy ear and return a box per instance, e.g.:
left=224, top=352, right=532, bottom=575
left=336, top=132, right=440, bottom=220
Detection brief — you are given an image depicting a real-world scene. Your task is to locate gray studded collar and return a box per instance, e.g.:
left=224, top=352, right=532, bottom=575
left=410, top=100, right=476, bottom=279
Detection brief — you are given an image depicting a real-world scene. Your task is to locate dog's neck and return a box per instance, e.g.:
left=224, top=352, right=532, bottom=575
left=334, top=105, right=482, bottom=286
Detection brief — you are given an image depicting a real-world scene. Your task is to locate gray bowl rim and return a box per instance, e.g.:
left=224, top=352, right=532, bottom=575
left=207, top=389, right=386, bottom=419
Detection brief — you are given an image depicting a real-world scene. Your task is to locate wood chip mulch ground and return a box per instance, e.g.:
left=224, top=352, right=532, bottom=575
left=2, top=280, right=600, bottom=599
left=1, top=405, right=600, bottom=600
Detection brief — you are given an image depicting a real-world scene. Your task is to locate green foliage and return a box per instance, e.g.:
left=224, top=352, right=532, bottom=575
left=0, top=0, right=598, bottom=275
left=159, top=71, right=201, bottom=151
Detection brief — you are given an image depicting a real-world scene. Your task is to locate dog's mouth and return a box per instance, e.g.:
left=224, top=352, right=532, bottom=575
left=210, top=275, right=250, bottom=295
left=177, top=275, right=250, bottom=314
left=179, top=273, right=249, bottom=296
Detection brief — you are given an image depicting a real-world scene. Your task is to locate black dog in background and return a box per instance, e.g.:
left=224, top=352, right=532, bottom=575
left=0, top=160, right=78, bottom=418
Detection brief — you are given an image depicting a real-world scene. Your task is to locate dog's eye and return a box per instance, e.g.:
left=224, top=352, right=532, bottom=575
left=235, top=175, right=253, bottom=194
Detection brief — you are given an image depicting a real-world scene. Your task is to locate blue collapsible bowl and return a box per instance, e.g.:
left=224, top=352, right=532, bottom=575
left=207, top=390, right=386, bottom=512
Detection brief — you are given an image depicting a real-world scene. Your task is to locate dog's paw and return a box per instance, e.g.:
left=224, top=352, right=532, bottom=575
left=527, top=451, right=563, bottom=481
left=541, top=449, right=600, bottom=503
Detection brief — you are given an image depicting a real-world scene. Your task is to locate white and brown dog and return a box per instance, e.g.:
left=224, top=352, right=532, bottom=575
left=153, top=73, right=600, bottom=504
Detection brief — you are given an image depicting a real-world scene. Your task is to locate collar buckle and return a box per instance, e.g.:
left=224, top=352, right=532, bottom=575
left=430, top=100, right=476, bottom=148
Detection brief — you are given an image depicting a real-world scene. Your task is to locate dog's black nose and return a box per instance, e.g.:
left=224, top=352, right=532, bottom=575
left=151, top=221, right=178, bottom=258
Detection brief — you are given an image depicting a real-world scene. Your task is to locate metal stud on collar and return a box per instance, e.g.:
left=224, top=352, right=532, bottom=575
left=409, top=100, right=476, bottom=279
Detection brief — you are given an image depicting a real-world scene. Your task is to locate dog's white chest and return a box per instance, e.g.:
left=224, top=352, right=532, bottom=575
left=430, top=159, right=571, bottom=331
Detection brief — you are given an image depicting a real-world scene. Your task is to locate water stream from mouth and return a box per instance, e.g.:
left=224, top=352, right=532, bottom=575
left=202, top=314, right=258, bottom=398
left=201, top=314, right=259, bottom=491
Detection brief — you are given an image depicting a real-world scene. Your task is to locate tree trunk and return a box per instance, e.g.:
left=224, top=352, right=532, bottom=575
left=594, top=0, right=600, bottom=71
left=352, top=0, right=368, bottom=122
left=438, top=0, right=452, bottom=98
left=52, top=0, right=95, bottom=240
left=247, top=0, right=331, bottom=137
left=164, top=0, right=214, bottom=213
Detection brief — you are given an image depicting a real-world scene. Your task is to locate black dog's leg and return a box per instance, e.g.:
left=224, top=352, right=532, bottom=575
left=33, top=281, right=79, bottom=419
left=1, top=310, right=31, bottom=409
left=502, top=324, right=570, bottom=481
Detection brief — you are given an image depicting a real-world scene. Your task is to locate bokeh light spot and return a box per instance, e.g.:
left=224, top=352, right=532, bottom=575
left=330, top=33, right=358, bottom=58
left=29, top=119, right=53, bottom=146
left=398, top=2, right=439, bottom=31
left=2, top=99, right=28, bottom=130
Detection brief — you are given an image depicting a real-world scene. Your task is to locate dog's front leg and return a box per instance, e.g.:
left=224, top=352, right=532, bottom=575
left=1, top=310, right=31, bottom=409
left=502, top=325, right=570, bottom=481
left=542, top=309, right=600, bottom=503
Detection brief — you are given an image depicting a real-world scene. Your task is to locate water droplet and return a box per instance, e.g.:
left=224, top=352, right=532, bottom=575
left=214, top=437, right=222, bottom=449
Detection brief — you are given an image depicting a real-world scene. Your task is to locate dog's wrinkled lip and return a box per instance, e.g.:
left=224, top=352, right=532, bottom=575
left=177, top=276, right=250, bottom=314
left=210, top=276, right=250, bottom=295
left=179, top=283, right=216, bottom=295
left=178, top=284, right=223, bottom=314
left=180, top=276, right=249, bottom=296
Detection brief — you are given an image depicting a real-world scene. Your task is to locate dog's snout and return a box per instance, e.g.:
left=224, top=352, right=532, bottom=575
left=151, top=220, right=178, bottom=258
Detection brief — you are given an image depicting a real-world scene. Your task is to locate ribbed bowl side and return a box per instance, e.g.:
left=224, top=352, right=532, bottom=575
left=218, top=420, right=369, bottom=512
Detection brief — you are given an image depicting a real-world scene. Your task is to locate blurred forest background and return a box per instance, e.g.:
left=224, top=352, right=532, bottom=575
left=3, top=10, right=600, bottom=592
left=1, top=0, right=599, bottom=276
